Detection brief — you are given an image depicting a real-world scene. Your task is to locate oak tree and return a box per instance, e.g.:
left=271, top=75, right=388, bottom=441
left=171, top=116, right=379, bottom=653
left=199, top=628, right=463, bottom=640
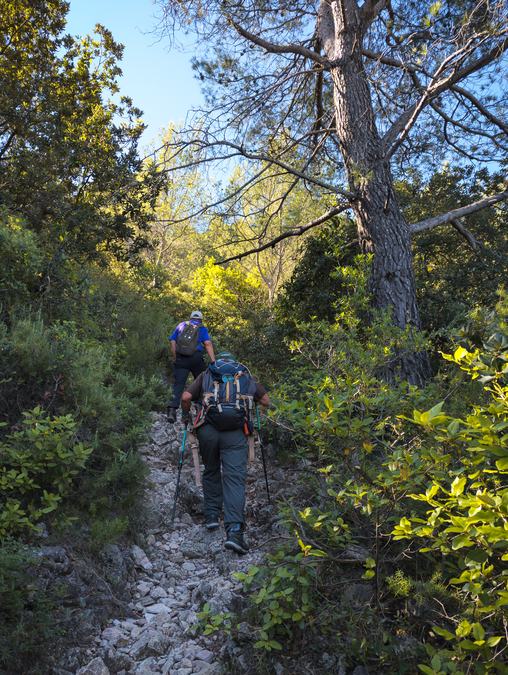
left=0, top=0, right=160, bottom=257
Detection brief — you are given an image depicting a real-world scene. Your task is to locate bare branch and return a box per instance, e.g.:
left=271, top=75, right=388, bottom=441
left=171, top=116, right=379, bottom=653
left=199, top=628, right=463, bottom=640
left=363, top=44, right=508, bottom=137
left=205, top=139, right=355, bottom=198
left=450, top=218, right=482, bottom=252
left=229, top=17, right=336, bottom=67
left=430, top=99, right=507, bottom=152
left=448, top=35, right=508, bottom=87
left=451, top=84, right=508, bottom=136
left=377, top=34, right=508, bottom=154
left=410, top=191, right=508, bottom=234
left=216, top=204, right=351, bottom=264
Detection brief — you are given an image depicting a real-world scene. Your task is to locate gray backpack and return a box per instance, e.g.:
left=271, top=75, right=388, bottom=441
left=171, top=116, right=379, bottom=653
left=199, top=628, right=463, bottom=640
left=176, top=322, right=200, bottom=356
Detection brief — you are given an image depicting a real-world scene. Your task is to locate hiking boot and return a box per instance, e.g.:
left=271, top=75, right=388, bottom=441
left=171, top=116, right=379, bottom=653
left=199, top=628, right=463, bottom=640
left=205, top=517, right=220, bottom=531
left=167, top=407, right=177, bottom=424
left=225, top=526, right=248, bottom=554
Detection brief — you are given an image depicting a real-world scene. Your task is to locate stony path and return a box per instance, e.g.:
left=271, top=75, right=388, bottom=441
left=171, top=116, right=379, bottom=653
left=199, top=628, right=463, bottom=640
left=75, top=413, right=285, bottom=675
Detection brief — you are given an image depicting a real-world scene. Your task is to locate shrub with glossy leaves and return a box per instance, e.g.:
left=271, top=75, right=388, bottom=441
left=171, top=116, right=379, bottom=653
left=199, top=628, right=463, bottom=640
left=394, top=299, right=508, bottom=673
left=0, top=407, right=92, bottom=537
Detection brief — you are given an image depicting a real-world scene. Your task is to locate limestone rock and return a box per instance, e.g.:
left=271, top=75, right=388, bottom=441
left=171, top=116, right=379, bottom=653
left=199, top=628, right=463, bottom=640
left=195, top=648, right=214, bottom=663
left=130, top=629, right=170, bottom=659
left=131, top=545, right=153, bottom=571
left=76, top=656, right=110, bottom=675
left=103, top=648, right=134, bottom=673
left=36, top=545, right=71, bottom=574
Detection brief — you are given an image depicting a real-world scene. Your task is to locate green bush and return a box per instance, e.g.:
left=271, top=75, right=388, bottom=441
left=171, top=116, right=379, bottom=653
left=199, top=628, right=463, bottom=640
left=82, top=450, right=149, bottom=521
left=0, top=407, right=92, bottom=537
left=0, top=209, right=43, bottom=313
left=273, top=257, right=436, bottom=462
left=0, top=540, right=61, bottom=674
left=393, top=301, right=508, bottom=674
left=0, top=309, right=162, bottom=538
left=89, top=516, right=129, bottom=553
left=226, top=279, right=507, bottom=672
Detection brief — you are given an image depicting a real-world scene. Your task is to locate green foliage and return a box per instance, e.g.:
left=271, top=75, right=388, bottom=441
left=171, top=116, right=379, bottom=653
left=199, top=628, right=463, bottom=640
left=398, top=167, right=508, bottom=338
left=196, top=604, right=233, bottom=637
left=0, top=282, right=164, bottom=535
left=393, top=298, right=508, bottom=673
left=0, top=408, right=92, bottom=537
left=0, top=1, right=160, bottom=256
left=191, top=258, right=273, bottom=370
left=0, top=540, right=61, bottom=673
left=0, top=210, right=43, bottom=311
left=83, top=451, right=149, bottom=519
left=386, top=569, right=413, bottom=598
left=226, top=271, right=507, bottom=671
left=89, top=516, right=129, bottom=553
left=235, top=546, right=320, bottom=651
left=0, top=4, right=170, bottom=668
left=274, top=256, right=433, bottom=462
left=198, top=544, right=320, bottom=653
left=277, top=219, right=358, bottom=324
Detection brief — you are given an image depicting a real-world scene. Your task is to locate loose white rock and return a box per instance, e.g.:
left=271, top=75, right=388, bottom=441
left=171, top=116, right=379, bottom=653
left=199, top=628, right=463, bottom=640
left=76, top=656, right=110, bottom=675
left=131, top=545, right=153, bottom=571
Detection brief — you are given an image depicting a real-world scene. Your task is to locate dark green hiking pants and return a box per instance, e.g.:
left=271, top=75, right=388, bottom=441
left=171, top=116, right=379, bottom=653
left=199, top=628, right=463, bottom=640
left=196, top=423, right=247, bottom=527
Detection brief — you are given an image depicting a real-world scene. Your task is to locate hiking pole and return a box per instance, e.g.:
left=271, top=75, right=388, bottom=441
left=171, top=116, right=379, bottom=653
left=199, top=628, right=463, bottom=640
left=256, top=406, right=271, bottom=504
left=188, top=428, right=202, bottom=488
left=170, top=425, right=188, bottom=527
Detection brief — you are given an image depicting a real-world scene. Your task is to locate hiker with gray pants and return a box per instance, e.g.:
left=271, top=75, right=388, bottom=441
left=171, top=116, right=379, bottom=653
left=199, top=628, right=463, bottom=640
left=181, top=352, right=270, bottom=554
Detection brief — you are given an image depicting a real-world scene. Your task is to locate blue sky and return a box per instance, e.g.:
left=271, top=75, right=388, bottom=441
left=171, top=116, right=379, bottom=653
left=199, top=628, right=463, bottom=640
left=66, top=0, right=203, bottom=151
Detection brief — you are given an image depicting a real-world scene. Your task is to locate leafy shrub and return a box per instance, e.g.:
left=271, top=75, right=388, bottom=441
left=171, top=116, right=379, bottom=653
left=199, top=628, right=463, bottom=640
left=88, top=516, right=129, bottom=553
left=225, top=278, right=507, bottom=672
left=394, top=301, right=508, bottom=673
left=273, top=257, right=435, bottom=462
left=234, top=546, right=321, bottom=652
left=0, top=540, right=61, bottom=674
left=0, top=311, right=161, bottom=537
left=0, top=407, right=92, bottom=537
left=82, top=450, right=149, bottom=519
left=197, top=543, right=321, bottom=653
left=191, top=258, right=273, bottom=371
left=0, top=209, right=43, bottom=314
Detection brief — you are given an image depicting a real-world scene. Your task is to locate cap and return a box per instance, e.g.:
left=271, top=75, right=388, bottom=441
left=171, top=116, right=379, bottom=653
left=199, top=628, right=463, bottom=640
left=190, top=310, right=203, bottom=320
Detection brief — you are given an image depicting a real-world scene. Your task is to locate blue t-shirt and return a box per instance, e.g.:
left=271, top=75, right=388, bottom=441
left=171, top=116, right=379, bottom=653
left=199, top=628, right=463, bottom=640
left=169, top=320, right=211, bottom=352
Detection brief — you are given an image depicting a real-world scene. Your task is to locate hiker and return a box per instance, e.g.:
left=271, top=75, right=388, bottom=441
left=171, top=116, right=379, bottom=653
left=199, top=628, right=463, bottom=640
left=181, top=352, right=270, bottom=554
left=167, top=310, right=215, bottom=424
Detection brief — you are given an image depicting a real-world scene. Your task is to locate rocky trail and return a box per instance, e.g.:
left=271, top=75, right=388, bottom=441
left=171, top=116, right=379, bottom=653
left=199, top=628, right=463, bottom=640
left=67, top=413, right=296, bottom=675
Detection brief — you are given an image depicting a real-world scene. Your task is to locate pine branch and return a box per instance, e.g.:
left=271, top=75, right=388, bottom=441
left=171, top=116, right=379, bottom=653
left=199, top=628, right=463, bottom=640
left=215, top=204, right=352, bottom=265
left=410, top=191, right=508, bottom=234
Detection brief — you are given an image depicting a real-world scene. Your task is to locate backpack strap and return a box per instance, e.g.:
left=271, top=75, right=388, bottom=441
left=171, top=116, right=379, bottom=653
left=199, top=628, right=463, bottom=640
left=214, top=379, right=222, bottom=412
left=201, top=372, right=214, bottom=413
left=234, top=372, right=242, bottom=409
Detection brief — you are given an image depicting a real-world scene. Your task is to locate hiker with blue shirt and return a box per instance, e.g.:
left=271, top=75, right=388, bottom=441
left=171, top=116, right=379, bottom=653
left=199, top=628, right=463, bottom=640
left=167, top=310, right=215, bottom=423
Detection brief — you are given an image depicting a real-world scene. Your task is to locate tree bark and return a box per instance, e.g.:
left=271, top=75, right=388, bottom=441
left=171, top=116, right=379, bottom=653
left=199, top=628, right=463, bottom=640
left=319, top=0, right=429, bottom=385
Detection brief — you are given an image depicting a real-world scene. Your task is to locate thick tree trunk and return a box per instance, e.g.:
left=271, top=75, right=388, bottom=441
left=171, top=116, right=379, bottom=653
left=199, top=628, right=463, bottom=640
left=319, top=0, right=429, bottom=385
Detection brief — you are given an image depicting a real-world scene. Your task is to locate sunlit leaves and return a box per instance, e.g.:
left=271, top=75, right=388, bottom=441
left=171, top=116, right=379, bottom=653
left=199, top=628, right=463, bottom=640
left=394, top=300, right=508, bottom=669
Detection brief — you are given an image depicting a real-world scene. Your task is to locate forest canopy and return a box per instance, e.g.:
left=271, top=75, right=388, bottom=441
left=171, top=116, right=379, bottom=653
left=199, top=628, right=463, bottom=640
left=156, top=0, right=508, bottom=382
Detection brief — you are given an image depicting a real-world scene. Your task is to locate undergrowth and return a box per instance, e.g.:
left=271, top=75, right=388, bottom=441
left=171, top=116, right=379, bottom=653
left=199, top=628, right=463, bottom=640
left=199, top=272, right=508, bottom=674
